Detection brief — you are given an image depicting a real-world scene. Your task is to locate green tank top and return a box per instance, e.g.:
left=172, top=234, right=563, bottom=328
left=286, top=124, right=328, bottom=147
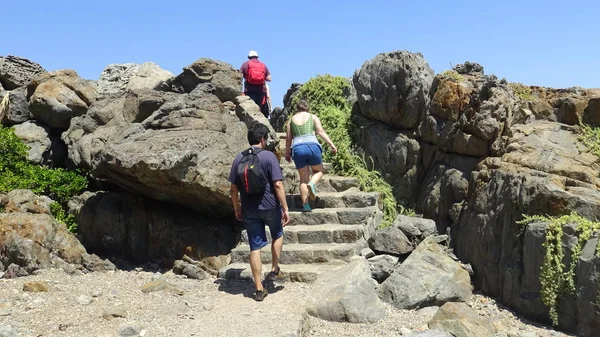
left=291, top=114, right=315, bottom=137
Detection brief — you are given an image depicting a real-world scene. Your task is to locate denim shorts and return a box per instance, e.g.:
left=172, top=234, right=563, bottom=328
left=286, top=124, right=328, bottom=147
left=243, top=208, right=284, bottom=251
left=292, top=143, right=322, bottom=169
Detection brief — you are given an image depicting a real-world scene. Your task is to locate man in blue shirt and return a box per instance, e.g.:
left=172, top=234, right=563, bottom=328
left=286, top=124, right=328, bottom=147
left=229, top=123, right=289, bottom=301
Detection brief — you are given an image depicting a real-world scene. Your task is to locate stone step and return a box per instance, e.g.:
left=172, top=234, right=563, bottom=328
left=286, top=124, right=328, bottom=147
left=219, top=262, right=349, bottom=283
left=231, top=242, right=357, bottom=264
left=283, top=174, right=360, bottom=194
left=241, top=224, right=365, bottom=245
left=285, top=191, right=380, bottom=209
left=288, top=207, right=376, bottom=226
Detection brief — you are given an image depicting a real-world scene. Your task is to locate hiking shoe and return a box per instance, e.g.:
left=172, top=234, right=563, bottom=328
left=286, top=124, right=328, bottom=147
left=308, top=182, right=318, bottom=201
left=254, top=288, right=268, bottom=302
left=267, top=266, right=286, bottom=281
left=302, top=203, right=312, bottom=212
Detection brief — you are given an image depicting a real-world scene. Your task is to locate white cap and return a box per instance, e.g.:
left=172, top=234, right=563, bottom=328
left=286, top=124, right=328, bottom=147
left=248, top=50, right=259, bottom=58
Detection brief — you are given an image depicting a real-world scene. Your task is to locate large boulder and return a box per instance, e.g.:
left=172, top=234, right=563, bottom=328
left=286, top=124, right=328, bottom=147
left=0, top=190, right=115, bottom=274
left=166, top=58, right=242, bottom=102
left=583, top=97, right=600, bottom=127
left=378, top=237, right=473, bottom=309
left=351, top=113, right=422, bottom=205
left=63, top=88, right=249, bottom=217
left=270, top=83, right=302, bottom=132
left=368, top=224, right=413, bottom=256
left=419, top=75, right=517, bottom=157
left=96, top=62, right=174, bottom=98
left=27, top=70, right=97, bottom=129
left=307, top=258, right=386, bottom=323
left=0, top=56, right=46, bottom=90
left=453, top=121, right=600, bottom=336
left=12, top=121, right=66, bottom=166
left=0, top=87, right=32, bottom=125
left=69, top=191, right=236, bottom=270
left=353, top=50, right=434, bottom=129
left=235, top=95, right=280, bottom=154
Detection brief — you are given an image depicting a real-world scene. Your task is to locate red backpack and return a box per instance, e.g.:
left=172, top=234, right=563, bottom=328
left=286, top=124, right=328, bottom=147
left=247, top=60, right=266, bottom=85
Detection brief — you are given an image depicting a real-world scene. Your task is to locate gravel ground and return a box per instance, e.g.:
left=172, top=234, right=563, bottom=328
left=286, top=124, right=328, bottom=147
left=0, top=268, right=577, bottom=337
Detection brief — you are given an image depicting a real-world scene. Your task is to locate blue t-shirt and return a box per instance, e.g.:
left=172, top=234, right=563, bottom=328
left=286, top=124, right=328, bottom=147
left=228, top=147, right=283, bottom=214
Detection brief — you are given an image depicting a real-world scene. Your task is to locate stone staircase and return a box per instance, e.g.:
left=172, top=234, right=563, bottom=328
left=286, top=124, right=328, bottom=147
left=218, top=133, right=383, bottom=283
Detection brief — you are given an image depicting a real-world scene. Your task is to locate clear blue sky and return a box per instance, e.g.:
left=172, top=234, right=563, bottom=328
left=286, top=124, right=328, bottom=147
left=3, top=1, right=599, bottom=106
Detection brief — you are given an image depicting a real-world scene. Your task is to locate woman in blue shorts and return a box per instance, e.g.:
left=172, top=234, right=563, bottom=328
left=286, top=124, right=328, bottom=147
left=284, top=99, right=337, bottom=212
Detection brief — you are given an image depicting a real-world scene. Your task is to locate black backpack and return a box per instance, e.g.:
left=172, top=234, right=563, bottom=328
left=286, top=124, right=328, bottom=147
left=235, top=148, right=267, bottom=195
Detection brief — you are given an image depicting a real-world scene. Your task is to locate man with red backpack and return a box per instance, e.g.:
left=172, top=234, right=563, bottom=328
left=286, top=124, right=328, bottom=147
left=240, top=50, right=271, bottom=118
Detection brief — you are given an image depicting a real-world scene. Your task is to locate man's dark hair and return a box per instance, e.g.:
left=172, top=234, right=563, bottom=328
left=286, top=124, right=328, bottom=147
left=247, top=123, right=270, bottom=145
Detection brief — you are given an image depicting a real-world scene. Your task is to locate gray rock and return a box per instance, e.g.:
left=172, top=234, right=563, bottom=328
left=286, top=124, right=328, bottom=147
left=235, top=95, right=280, bottom=153
left=167, top=58, right=242, bottom=102
left=97, top=63, right=173, bottom=98
left=12, top=121, right=66, bottom=166
left=0, top=325, right=18, bottom=337
left=0, top=87, right=31, bottom=124
left=270, top=83, right=302, bottom=132
left=118, top=321, right=145, bottom=337
left=428, top=302, right=495, bottom=337
left=76, top=295, right=93, bottom=305
left=378, top=237, right=472, bottom=309
left=353, top=50, right=434, bottom=129
left=172, top=260, right=208, bottom=280
left=27, top=69, right=97, bottom=129
left=583, top=97, right=600, bottom=127
left=368, top=254, right=399, bottom=283
left=351, top=113, right=422, bottom=205
left=0, top=308, right=11, bottom=316
left=453, top=61, right=484, bottom=75
left=2, top=264, right=28, bottom=279
left=394, top=215, right=437, bottom=239
left=0, top=261, right=3, bottom=272
left=307, top=258, right=386, bottom=323
left=0, top=56, right=46, bottom=90
left=63, top=89, right=248, bottom=217
left=69, top=191, right=235, bottom=268
left=368, top=225, right=413, bottom=255
left=2, top=189, right=53, bottom=215
left=360, top=247, right=375, bottom=258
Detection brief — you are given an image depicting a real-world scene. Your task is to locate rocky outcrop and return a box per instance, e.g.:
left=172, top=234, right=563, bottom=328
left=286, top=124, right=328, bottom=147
left=0, top=87, right=32, bottom=125
left=0, top=190, right=115, bottom=275
left=0, top=56, right=46, bottom=90
left=12, top=121, right=66, bottom=166
left=69, top=191, right=236, bottom=270
left=27, top=70, right=97, bottom=129
left=307, top=258, right=386, bottom=323
left=166, top=58, right=242, bottom=102
left=63, top=87, right=248, bottom=216
left=270, top=83, right=302, bottom=132
left=96, top=63, right=174, bottom=98
left=235, top=95, right=280, bottom=154
left=378, top=237, right=472, bottom=309
left=353, top=51, right=434, bottom=129
left=454, top=121, right=600, bottom=335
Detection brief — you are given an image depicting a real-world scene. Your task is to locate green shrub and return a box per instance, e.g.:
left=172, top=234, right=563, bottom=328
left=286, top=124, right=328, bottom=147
left=517, top=212, right=600, bottom=326
left=509, top=82, right=534, bottom=100
left=0, top=125, right=88, bottom=232
left=440, top=70, right=464, bottom=82
left=579, top=122, right=600, bottom=159
left=290, top=75, right=398, bottom=227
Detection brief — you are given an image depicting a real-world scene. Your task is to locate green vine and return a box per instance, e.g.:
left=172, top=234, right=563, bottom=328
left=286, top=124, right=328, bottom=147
left=0, top=125, right=88, bottom=233
left=290, top=75, right=398, bottom=227
left=517, top=212, right=600, bottom=326
left=579, top=122, right=600, bottom=159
